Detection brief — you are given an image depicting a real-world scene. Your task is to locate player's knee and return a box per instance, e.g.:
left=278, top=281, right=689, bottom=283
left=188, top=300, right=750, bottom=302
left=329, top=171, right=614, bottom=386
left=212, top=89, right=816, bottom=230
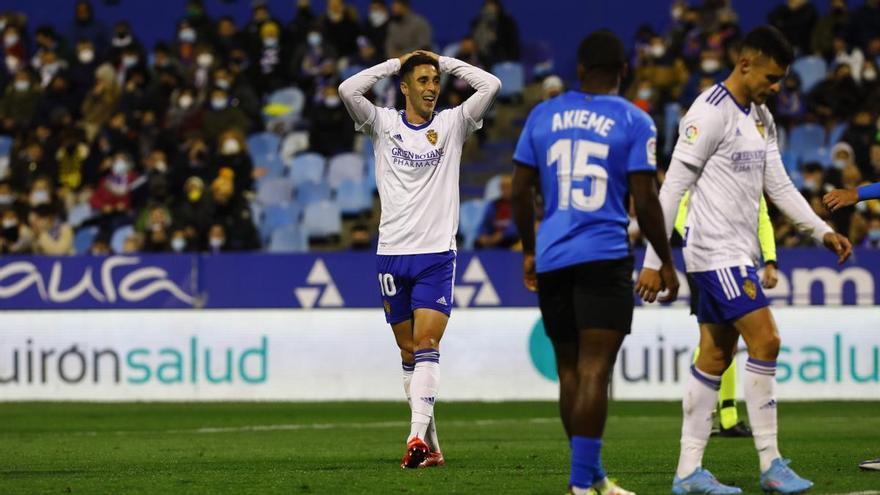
left=752, top=332, right=781, bottom=359
left=400, top=349, right=414, bottom=363
left=413, top=337, right=440, bottom=352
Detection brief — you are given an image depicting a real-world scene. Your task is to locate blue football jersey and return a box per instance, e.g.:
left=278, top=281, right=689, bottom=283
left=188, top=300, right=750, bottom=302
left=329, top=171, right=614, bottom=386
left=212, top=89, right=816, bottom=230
left=513, top=90, right=657, bottom=273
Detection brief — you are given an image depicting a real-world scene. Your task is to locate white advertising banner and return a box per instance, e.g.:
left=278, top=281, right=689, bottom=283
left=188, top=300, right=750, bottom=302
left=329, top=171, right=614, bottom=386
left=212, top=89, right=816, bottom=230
left=0, top=308, right=877, bottom=401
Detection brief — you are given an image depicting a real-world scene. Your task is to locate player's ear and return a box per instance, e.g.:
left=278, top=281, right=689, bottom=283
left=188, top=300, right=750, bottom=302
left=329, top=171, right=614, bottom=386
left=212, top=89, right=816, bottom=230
left=400, top=79, right=408, bottom=96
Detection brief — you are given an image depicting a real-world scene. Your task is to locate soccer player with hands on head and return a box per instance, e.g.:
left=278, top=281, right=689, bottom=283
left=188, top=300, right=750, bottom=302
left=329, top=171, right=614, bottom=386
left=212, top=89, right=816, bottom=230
left=339, top=47, right=500, bottom=469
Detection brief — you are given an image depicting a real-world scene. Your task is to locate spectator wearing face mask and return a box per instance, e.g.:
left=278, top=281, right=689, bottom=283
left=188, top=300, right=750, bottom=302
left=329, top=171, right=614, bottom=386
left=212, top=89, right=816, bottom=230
left=90, top=152, right=141, bottom=217
left=166, top=86, right=204, bottom=137
left=190, top=45, right=217, bottom=93
left=3, top=25, right=27, bottom=71
left=363, top=0, right=389, bottom=58
left=293, top=28, right=338, bottom=98
left=212, top=66, right=261, bottom=131
left=207, top=171, right=260, bottom=251
left=69, top=39, right=100, bottom=101
left=320, top=0, right=361, bottom=59
left=287, top=0, right=316, bottom=47
left=0, top=69, right=42, bottom=136
left=174, top=175, right=213, bottom=242
left=181, top=0, right=214, bottom=43
left=679, top=48, right=727, bottom=106
left=175, top=19, right=200, bottom=67
left=107, top=21, right=144, bottom=69
left=29, top=203, right=74, bottom=255
left=470, top=0, right=520, bottom=66
left=69, top=0, right=108, bottom=52
left=251, top=21, right=291, bottom=97
left=634, top=34, right=688, bottom=103
left=385, top=0, right=432, bottom=58
left=244, top=1, right=279, bottom=54
left=169, top=227, right=192, bottom=253
left=863, top=214, right=880, bottom=248
left=170, top=136, right=213, bottom=197
left=213, top=129, right=254, bottom=195
left=309, top=85, right=354, bottom=156
left=203, top=87, right=250, bottom=142
left=0, top=207, right=33, bottom=254
left=80, top=63, right=120, bottom=141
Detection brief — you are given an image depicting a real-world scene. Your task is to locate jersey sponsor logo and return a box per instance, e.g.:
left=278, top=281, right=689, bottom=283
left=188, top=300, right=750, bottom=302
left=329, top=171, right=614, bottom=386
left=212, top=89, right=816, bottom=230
left=743, top=279, right=757, bottom=300
left=453, top=257, right=500, bottom=307
left=293, top=259, right=344, bottom=308
left=731, top=149, right=766, bottom=172
left=683, top=124, right=698, bottom=143
left=426, top=129, right=438, bottom=145
left=390, top=147, right=444, bottom=168
left=646, top=137, right=657, bottom=166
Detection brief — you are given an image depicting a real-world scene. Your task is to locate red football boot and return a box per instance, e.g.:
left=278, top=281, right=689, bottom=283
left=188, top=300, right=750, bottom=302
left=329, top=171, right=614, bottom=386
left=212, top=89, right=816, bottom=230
left=419, top=450, right=445, bottom=468
left=400, top=437, right=430, bottom=469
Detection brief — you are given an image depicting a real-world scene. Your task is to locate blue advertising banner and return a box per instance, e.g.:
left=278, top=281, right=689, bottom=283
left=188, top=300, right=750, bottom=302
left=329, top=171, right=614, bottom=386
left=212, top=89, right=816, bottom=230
left=1, top=249, right=878, bottom=310
left=0, top=255, right=197, bottom=309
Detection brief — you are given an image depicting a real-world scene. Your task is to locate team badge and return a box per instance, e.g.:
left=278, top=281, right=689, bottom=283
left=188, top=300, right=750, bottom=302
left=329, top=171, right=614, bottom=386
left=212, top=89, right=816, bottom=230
left=426, top=129, right=438, bottom=145
left=743, top=279, right=757, bottom=300
left=755, top=120, right=765, bottom=138
left=383, top=300, right=391, bottom=314
left=684, top=125, right=698, bottom=143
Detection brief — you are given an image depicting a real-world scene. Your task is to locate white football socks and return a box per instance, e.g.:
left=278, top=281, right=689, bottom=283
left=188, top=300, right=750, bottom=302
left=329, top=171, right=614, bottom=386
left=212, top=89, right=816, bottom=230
left=676, top=365, right=721, bottom=479
left=408, top=349, right=440, bottom=442
left=744, top=357, right=781, bottom=472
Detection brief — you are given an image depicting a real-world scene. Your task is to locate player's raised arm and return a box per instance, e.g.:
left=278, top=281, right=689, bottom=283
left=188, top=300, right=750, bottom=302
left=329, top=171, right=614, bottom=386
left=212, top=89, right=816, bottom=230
left=338, top=57, right=404, bottom=132
left=415, top=50, right=501, bottom=124
left=763, top=122, right=852, bottom=264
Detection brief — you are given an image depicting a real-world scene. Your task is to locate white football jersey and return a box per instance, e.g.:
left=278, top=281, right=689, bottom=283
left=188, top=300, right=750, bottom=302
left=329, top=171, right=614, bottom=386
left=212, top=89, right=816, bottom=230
left=364, top=106, right=478, bottom=255
left=339, top=57, right=500, bottom=255
left=647, top=84, right=830, bottom=272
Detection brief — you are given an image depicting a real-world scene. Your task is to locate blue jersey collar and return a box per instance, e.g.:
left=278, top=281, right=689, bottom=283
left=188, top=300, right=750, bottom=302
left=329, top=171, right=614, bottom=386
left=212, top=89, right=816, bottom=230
left=718, top=84, right=751, bottom=115
left=400, top=110, right=435, bottom=130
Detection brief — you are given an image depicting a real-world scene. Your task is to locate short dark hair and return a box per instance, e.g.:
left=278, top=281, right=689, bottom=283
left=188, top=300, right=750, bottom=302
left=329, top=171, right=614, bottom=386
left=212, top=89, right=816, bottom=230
left=741, top=26, right=794, bottom=68
left=400, top=54, right=439, bottom=80
left=577, top=30, right=626, bottom=78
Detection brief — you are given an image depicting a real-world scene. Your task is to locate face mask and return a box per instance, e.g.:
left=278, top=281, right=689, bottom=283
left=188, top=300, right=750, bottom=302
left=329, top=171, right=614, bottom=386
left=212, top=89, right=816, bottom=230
left=803, top=178, right=819, bottom=191
left=112, top=158, right=130, bottom=175
left=196, top=53, right=213, bottom=67
left=0, top=20, right=6, bottom=32
left=672, top=6, right=684, bottom=19
left=154, top=160, right=168, bottom=173
left=369, top=10, right=388, bottom=27
left=216, top=79, right=231, bottom=90
left=324, top=96, right=341, bottom=108
left=209, top=237, right=224, bottom=249
left=650, top=44, right=665, bottom=58
left=865, top=69, right=877, bottom=82
left=2, top=219, right=17, bottom=229
left=179, top=29, right=196, bottom=43
left=187, top=188, right=202, bottom=202
left=307, top=33, right=322, bottom=47
left=30, top=190, right=50, bottom=205
left=869, top=229, right=880, bottom=242
left=701, top=59, right=721, bottom=73
left=179, top=94, right=194, bottom=109
left=211, top=98, right=228, bottom=110
left=263, top=37, right=278, bottom=48
left=0, top=193, right=13, bottom=205
left=832, top=158, right=848, bottom=170
left=5, top=55, right=19, bottom=72
left=171, top=237, right=186, bottom=252
left=327, top=10, right=343, bottom=23
left=112, top=34, right=132, bottom=48
left=78, top=49, right=95, bottom=63
left=4, top=33, right=19, bottom=46
left=637, top=88, right=653, bottom=100
left=122, top=55, right=138, bottom=67
left=221, top=139, right=241, bottom=154
left=14, top=80, right=29, bottom=92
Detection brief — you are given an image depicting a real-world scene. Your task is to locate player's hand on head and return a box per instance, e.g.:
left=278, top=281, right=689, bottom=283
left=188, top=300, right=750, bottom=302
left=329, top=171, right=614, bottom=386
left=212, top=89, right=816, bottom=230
left=658, top=263, right=680, bottom=303
left=823, top=232, right=852, bottom=265
left=397, top=51, right=416, bottom=68
left=635, top=267, right=663, bottom=303
left=761, top=263, right=779, bottom=289
left=822, top=188, right=858, bottom=212
left=522, top=253, right=537, bottom=292
left=413, top=50, right=440, bottom=62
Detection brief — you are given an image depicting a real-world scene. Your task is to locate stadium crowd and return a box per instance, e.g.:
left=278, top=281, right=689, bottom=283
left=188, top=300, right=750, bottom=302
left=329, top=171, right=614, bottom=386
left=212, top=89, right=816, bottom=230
left=0, top=0, right=879, bottom=255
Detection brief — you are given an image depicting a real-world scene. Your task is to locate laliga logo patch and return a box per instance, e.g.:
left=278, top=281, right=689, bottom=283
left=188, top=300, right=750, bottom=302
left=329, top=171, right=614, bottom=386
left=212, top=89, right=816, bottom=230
left=426, top=129, right=438, bottom=145
left=684, top=124, right=698, bottom=143
left=743, top=279, right=757, bottom=300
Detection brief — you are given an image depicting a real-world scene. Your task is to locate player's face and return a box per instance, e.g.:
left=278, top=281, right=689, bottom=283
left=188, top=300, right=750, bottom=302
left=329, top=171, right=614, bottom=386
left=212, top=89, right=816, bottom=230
left=744, top=55, right=788, bottom=105
left=402, top=64, right=440, bottom=118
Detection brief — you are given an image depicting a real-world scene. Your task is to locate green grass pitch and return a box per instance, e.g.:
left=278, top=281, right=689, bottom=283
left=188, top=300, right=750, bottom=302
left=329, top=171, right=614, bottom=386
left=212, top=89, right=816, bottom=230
left=0, top=401, right=877, bottom=494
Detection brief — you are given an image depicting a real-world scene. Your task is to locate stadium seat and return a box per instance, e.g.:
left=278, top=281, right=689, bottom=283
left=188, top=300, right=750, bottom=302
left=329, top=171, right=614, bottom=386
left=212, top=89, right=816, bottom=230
left=110, top=224, right=134, bottom=254
left=247, top=132, right=281, bottom=162
left=254, top=153, right=286, bottom=179
left=263, top=86, right=306, bottom=129
left=492, top=62, right=525, bottom=101
left=788, top=123, right=825, bottom=159
left=364, top=156, right=377, bottom=194
left=256, top=177, right=294, bottom=205
left=0, top=135, right=11, bottom=157
left=67, top=203, right=95, bottom=228
left=288, top=152, right=326, bottom=188
left=280, top=131, right=310, bottom=163
left=327, top=152, right=365, bottom=189
left=663, top=102, right=682, bottom=156
left=522, top=40, right=555, bottom=81
left=267, top=223, right=308, bottom=253
left=792, top=55, right=827, bottom=93
left=302, top=200, right=342, bottom=239
left=458, top=198, right=486, bottom=250
left=74, top=226, right=99, bottom=255
left=259, top=202, right=301, bottom=243
left=827, top=122, right=848, bottom=147
left=336, top=178, right=372, bottom=216
left=340, top=64, right=365, bottom=81
left=296, top=180, right=332, bottom=205
left=800, top=146, right=831, bottom=168
left=483, top=174, right=503, bottom=202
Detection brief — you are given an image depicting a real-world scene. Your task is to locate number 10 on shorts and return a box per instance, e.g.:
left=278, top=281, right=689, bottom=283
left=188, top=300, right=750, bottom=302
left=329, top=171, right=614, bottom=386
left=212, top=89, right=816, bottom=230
left=378, top=273, right=397, bottom=296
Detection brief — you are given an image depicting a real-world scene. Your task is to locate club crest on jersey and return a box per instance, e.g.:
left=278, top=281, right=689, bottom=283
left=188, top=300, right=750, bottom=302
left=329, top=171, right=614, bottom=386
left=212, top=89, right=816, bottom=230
left=755, top=118, right=766, bottom=138
left=383, top=300, right=391, bottom=314
left=684, top=124, right=698, bottom=143
left=426, top=129, right=438, bottom=145
left=743, top=279, right=757, bottom=300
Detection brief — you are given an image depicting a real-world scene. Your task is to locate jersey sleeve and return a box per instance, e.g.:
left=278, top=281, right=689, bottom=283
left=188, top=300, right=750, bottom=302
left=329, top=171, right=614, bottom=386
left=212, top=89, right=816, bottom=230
left=626, top=108, right=658, bottom=174
left=513, top=106, right=540, bottom=168
left=671, top=103, right=725, bottom=169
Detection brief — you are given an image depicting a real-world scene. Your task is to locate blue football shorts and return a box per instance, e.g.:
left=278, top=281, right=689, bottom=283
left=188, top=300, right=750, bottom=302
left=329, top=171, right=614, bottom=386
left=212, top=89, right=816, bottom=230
left=689, top=265, right=769, bottom=324
left=375, top=250, right=456, bottom=325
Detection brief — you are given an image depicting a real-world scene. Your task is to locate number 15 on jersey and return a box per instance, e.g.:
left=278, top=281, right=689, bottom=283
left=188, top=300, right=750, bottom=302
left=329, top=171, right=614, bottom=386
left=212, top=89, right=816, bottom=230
left=548, top=138, right=609, bottom=212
